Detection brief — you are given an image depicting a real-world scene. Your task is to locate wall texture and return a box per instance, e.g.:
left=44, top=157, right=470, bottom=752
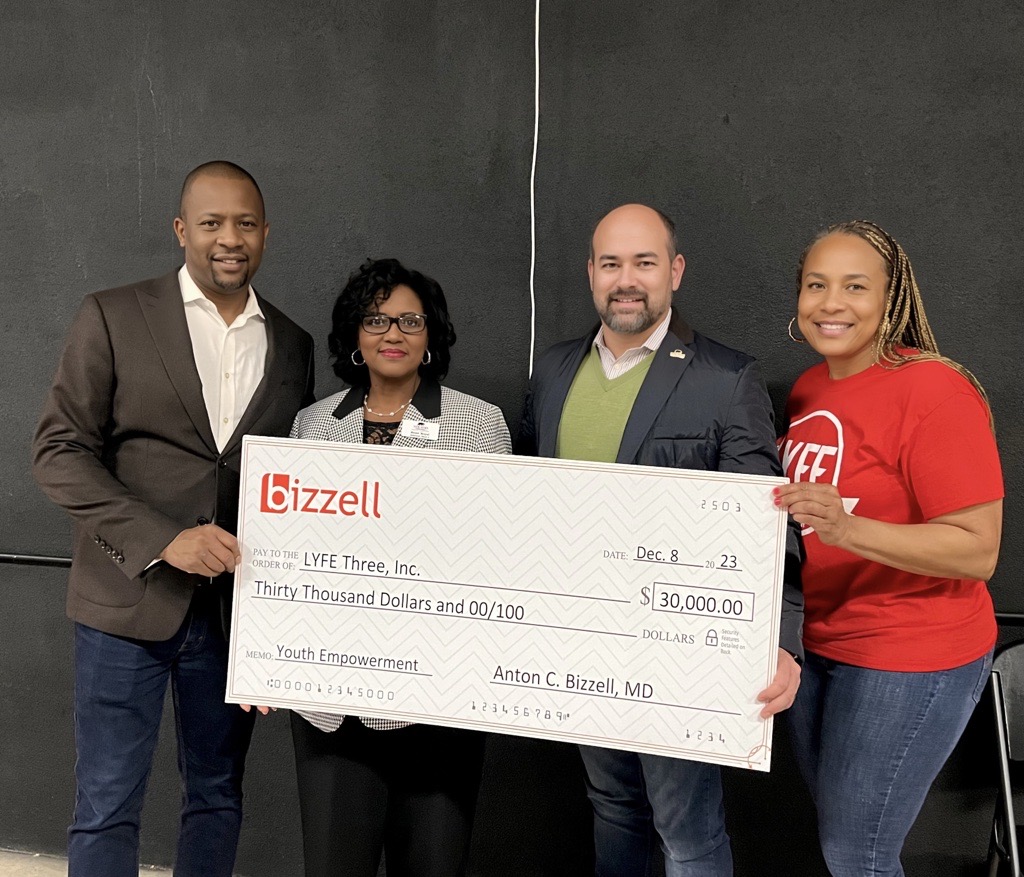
left=2, top=1, right=1022, bottom=874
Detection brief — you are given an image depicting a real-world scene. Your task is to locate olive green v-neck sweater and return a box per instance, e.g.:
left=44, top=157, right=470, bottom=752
left=555, top=347, right=654, bottom=463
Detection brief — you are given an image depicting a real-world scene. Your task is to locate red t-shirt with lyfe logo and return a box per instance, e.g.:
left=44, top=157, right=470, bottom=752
left=779, top=358, right=1002, bottom=671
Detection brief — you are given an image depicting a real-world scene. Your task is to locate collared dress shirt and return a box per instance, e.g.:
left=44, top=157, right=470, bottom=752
left=179, top=265, right=267, bottom=450
left=143, top=271, right=268, bottom=573
left=592, top=309, right=672, bottom=379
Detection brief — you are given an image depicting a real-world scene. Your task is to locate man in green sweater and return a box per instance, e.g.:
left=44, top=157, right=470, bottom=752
left=517, top=204, right=804, bottom=877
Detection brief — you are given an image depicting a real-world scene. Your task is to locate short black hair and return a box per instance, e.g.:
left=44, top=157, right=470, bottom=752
left=328, top=258, right=457, bottom=387
left=179, top=161, right=264, bottom=217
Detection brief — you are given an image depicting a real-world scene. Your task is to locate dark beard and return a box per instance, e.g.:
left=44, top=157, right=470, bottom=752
left=598, top=290, right=658, bottom=334
left=213, top=268, right=249, bottom=292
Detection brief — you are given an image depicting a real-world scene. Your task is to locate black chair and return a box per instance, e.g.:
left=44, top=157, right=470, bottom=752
left=989, top=641, right=1024, bottom=876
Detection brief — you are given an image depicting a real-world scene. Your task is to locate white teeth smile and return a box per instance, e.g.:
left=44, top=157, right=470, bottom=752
left=817, top=322, right=851, bottom=330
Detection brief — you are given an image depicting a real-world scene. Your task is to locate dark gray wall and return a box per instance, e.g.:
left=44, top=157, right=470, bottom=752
left=2, top=1, right=1021, bottom=874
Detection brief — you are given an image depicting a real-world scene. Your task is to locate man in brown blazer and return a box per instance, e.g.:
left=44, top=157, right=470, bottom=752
left=32, top=161, right=314, bottom=877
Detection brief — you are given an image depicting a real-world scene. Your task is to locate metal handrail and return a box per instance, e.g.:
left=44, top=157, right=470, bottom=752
left=0, top=553, right=72, bottom=568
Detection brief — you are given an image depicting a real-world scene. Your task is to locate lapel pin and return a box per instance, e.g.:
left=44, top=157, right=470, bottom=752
left=670, top=349, right=686, bottom=359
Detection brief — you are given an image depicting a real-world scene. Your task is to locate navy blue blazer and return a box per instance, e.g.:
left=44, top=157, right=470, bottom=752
left=517, top=309, right=804, bottom=658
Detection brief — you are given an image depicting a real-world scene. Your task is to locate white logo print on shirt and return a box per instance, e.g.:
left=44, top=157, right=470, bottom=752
left=780, top=410, right=860, bottom=535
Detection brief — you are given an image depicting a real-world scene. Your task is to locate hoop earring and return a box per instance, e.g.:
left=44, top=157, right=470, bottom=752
left=421, top=350, right=432, bottom=366
left=351, top=350, right=366, bottom=366
left=787, top=317, right=806, bottom=344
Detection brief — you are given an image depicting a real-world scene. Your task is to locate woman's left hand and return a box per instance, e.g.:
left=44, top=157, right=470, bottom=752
left=774, top=482, right=850, bottom=546
left=240, top=704, right=276, bottom=716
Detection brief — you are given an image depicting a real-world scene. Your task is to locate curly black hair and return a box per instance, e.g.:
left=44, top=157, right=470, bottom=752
left=328, top=258, right=457, bottom=386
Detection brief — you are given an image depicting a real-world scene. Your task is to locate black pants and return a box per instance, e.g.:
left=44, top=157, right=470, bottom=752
left=290, top=713, right=486, bottom=877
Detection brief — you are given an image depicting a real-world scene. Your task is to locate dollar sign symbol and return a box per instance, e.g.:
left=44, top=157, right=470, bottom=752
left=640, top=586, right=650, bottom=606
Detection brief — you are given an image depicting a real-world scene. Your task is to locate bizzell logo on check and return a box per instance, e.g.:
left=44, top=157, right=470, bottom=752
left=259, top=473, right=382, bottom=518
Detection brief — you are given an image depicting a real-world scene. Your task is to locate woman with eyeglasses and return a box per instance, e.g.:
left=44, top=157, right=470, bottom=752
left=288, top=257, right=511, bottom=877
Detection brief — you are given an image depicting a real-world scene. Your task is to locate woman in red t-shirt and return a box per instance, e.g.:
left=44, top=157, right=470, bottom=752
left=775, top=220, right=1002, bottom=877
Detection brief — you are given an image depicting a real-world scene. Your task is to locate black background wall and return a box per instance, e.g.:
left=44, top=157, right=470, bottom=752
left=1, top=1, right=1021, bottom=874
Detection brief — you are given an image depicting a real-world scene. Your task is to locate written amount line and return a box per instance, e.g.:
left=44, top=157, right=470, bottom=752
left=253, top=594, right=637, bottom=640
left=297, top=567, right=631, bottom=604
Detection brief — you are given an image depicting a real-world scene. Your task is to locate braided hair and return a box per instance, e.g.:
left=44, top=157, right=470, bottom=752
left=797, top=220, right=994, bottom=430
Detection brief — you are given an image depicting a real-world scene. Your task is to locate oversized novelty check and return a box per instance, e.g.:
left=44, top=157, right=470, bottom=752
left=227, top=436, right=788, bottom=771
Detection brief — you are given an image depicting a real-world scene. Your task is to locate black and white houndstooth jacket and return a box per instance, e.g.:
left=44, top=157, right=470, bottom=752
left=289, top=376, right=511, bottom=454
left=288, top=376, right=511, bottom=732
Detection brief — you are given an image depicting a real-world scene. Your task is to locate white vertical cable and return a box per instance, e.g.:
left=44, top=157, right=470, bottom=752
left=527, top=0, right=541, bottom=377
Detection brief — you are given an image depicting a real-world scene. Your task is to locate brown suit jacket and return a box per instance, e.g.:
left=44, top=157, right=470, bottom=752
left=32, top=271, right=315, bottom=641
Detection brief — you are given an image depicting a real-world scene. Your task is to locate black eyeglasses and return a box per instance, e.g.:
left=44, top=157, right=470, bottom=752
left=360, top=313, right=428, bottom=335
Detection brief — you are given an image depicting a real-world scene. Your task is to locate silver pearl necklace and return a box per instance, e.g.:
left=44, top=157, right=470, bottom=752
left=363, top=397, right=412, bottom=418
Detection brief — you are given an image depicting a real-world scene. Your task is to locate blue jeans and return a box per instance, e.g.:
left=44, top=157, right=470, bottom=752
left=788, top=650, right=992, bottom=877
left=69, top=590, right=255, bottom=877
left=578, top=746, right=732, bottom=877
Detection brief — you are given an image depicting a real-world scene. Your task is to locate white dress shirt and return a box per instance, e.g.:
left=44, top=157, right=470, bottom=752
left=179, top=266, right=267, bottom=450
left=593, top=310, right=672, bottom=379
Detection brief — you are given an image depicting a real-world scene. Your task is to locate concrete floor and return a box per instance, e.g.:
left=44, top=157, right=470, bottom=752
left=0, top=849, right=169, bottom=875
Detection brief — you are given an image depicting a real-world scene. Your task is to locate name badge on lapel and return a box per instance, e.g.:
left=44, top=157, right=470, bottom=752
left=400, top=420, right=440, bottom=442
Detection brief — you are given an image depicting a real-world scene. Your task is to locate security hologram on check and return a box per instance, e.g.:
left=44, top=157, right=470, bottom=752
left=228, top=436, right=788, bottom=771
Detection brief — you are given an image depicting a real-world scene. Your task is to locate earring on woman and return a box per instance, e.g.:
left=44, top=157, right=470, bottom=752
left=788, top=317, right=806, bottom=344
left=422, top=350, right=432, bottom=366
left=351, top=350, right=366, bottom=365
